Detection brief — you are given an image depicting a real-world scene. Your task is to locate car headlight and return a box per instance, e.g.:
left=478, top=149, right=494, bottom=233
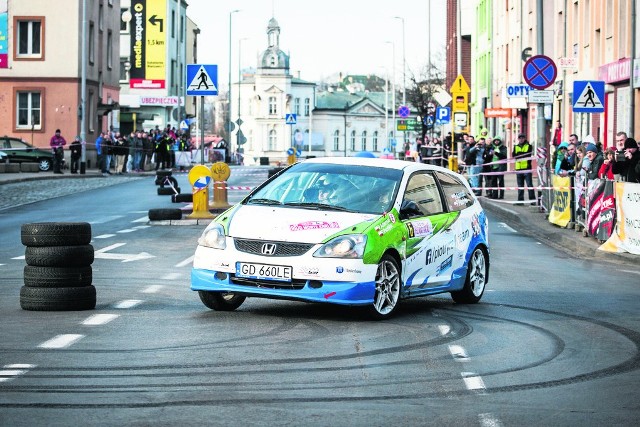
left=313, top=234, right=367, bottom=259
left=198, top=223, right=227, bottom=249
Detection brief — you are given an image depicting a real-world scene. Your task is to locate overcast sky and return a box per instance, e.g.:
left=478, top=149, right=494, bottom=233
left=186, top=0, right=447, bottom=90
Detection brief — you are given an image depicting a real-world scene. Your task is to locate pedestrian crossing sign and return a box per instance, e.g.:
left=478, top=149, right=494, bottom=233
left=572, top=80, right=604, bottom=113
left=285, top=113, right=297, bottom=125
left=186, top=64, right=218, bottom=96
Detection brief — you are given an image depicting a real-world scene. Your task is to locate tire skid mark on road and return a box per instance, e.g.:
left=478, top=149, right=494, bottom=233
left=114, top=299, right=143, bottom=309
left=38, top=334, right=84, bottom=349
left=141, top=285, right=163, bottom=294
left=82, top=314, right=119, bottom=326
left=0, top=364, right=36, bottom=383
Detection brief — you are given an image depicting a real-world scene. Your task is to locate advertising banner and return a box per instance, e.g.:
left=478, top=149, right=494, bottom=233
left=587, top=179, right=606, bottom=236
left=548, top=175, right=571, bottom=227
left=599, top=182, right=640, bottom=255
left=130, top=0, right=166, bottom=89
left=596, top=180, right=616, bottom=241
left=0, top=0, right=8, bottom=69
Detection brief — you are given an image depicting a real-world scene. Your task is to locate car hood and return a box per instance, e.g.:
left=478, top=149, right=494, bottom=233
left=227, top=205, right=376, bottom=243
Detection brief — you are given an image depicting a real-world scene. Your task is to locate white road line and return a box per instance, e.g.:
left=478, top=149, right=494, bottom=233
left=142, top=285, right=163, bottom=294
left=437, top=325, right=450, bottom=336
left=0, top=369, right=28, bottom=377
left=161, top=272, right=181, bottom=280
left=116, top=228, right=137, bottom=233
left=461, top=372, right=486, bottom=392
left=38, top=334, right=84, bottom=349
left=621, top=269, right=640, bottom=276
left=498, top=222, right=518, bottom=233
left=114, top=299, right=143, bottom=309
left=175, top=255, right=194, bottom=268
left=95, top=242, right=126, bottom=253
left=479, top=413, right=504, bottom=427
left=11, top=255, right=25, bottom=260
left=4, top=364, right=36, bottom=369
left=132, top=225, right=150, bottom=230
left=94, top=234, right=116, bottom=239
left=82, top=314, right=119, bottom=326
left=132, top=216, right=149, bottom=223
left=448, top=345, right=469, bottom=361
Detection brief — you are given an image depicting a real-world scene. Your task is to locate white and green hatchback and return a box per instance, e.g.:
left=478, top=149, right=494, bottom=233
left=191, top=157, right=489, bottom=319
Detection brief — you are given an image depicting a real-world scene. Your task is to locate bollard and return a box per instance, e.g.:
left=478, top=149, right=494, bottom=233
left=186, top=165, right=214, bottom=219
left=448, top=155, right=458, bottom=172
left=209, top=162, right=232, bottom=210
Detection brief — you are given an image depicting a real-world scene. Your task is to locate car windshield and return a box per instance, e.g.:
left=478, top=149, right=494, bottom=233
left=245, top=162, right=403, bottom=214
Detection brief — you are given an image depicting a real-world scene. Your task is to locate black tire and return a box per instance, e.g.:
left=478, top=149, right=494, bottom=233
left=25, top=245, right=94, bottom=267
left=198, top=291, right=246, bottom=311
left=38, top=158, right=52, bottom=172
left=20, top=285, right=96, bottom=311
left=451, top=246, right=488, bottom=304
left=148, top=208, right=183, bottom=221
left=21, top=222, right=92, bottom=247
left=155, top=170, right=172, bottom=178
left=24, top=265, right=92, bottom=288
left=157, top=186, right=180, bottom=195
left=172, top=193, right=192, bottom=203
left=157, top=175, right=178, bottom=188
left=366, top=254, right=402, bottom=320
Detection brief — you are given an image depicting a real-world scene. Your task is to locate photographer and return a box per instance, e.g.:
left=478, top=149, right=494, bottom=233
left=611, top=137, right=640, bottom=183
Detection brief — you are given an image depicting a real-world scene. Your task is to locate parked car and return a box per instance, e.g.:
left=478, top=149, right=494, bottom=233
left=0, top=136, right=55, bottom=171
left=191, top=157, right=490, bottom=319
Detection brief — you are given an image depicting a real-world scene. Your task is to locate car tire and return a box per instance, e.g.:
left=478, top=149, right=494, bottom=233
left=172, top=193, right=192, bottom=203
left=198, top=291, right=246, bottom=311
left=20, top=285, right=96, bottom=311
left=451, top=246, right=487, bottom=304
left=155, top=170, right=172, bottom=178
left=21, top=222, right=92, bottom=247
left=25, top=245, right=94, bottom=267
left=157, top=186, right=180, bottom=195
left=366, top=254, right=401, bottom=320
left=38, top=158, right=52, bottom=172
left=148, top=208, right=183, bottom=221
left=23, top=265, right=92, bottom=288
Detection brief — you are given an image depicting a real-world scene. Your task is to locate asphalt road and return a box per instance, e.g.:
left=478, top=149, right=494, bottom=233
left=0, top=169, right=638, bottom=426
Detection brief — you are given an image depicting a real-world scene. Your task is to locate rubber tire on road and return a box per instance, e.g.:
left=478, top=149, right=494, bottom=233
left=20, top=285, right=96, bottom=311
left=155, top=170, right=172, bottom=178
left=158, top=186, right=180, bottom=195
left=366, top=254, right=402, bottom=320
left=25, top=245, right=94, bottom=267
left=451, top=246, right=487, bottom=304
left=172, top=193, right=192, bottom=203
left=198, top=291, right=246, bottom=311
left=21, top=222, right=92, bottom=247
left=148, top=208, right=183, bottom=221
left=24, top=265, right=92, bottom=288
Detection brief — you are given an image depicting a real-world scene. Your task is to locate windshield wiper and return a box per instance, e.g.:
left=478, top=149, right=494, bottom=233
left=246, top=198, right=282, bottom=206
left=284, top=202, right=354, bottom=212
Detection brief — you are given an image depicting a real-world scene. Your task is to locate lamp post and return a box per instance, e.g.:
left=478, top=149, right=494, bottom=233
left=394, top=16, right=406, bottom=148
left=385, top=41, right=397, bottom=154
left=228, top=9, right=240, bottom=151
left=79, top=0, right=88, bottom=174
left=237, top=38, right=248, bottom=156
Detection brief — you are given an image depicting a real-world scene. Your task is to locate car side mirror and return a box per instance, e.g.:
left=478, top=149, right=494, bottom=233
left=400, top=200, right=423, bottom=220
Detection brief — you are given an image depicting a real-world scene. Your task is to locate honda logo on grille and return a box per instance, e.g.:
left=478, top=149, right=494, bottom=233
left=261, top=243, right=277, bottom=255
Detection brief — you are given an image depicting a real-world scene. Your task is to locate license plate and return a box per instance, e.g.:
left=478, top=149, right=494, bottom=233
left=236, top=262, right=292, bottom=282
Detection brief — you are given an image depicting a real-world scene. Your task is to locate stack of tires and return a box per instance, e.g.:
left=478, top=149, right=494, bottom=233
left=155, top=170, right=180, bottom=195
left=20, top=222, right=96, bottom=311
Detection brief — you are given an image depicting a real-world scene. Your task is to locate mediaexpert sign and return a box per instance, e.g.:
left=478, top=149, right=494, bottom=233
left=130, top=0, right=167, bottom=89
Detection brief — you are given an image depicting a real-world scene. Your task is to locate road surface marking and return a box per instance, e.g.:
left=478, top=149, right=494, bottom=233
left=448, top=345, right=469, bottom=361
left=161, top=272, right=181, bottom=280
left=175, top=255, right=194, bottom=268
left=114, top=299, right=143, bottom=309
left=132, top=225, right=150, bottom=230
left=4, top=364, right=36, bottom=369
left=437, top=325, right=450, bottom=336
left=132, top=216, right=149, bottom=223
left=11, top=255, right=25, bottom=260
left=498, top=222, right=517, bottom=233
left=89, top=215, right=124, bottom=224
left=461, top=372, right=486, bottom=392
left=38, top=334, right=84, bottom=349
left=94, top=234, right=116, bottom=239
left=479, top=413, right=504, bottom=427
left=142, top=285, right=163, bottom=294
left=82, top=314, right=119, bottom=326
left=116, top=228, right=137, bottom=233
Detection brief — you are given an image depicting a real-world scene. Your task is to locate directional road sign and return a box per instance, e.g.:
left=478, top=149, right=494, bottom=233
left=523, top=55, right=557, bottom=90
left=285, top=113, right=297, bottom=125
left=186, top=64, right=218, bottom=96
left=572, top=80, right=605, bottom=113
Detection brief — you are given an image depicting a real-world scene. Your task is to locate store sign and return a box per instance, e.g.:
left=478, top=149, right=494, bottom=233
left=139, top=96, right=184, bottom=106
left=598, top=58, right=631, bottom=84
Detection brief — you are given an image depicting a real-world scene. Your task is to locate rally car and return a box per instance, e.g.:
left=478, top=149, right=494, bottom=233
left=191, top=157, right=489, bottom=319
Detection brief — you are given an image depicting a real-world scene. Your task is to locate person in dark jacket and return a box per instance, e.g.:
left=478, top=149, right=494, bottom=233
left=612, top=138, right=640, bottom=183
left=69, top=136, right=82, bottom=174
left=584, top=143, right=603, bottom=180
left=49, top=129, right=66, bottom=174
left=487, top=137, right=508, bottom=199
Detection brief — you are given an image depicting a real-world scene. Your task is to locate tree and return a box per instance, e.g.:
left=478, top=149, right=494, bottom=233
left=406, top=57, right=446, bottom=141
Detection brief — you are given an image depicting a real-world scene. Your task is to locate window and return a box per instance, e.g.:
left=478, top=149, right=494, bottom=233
left=89, top=22, right=95, bottom=64
left=107, top=31, right=113, bottom=69
left=304, top=98, right=310, bottom=116
left=171, top=11, right=176, bottom=38
left=333, top=130, right=340, bottom=151
left=120, top=8, right=128, bottom=31
left=434, top=171, right=473, bottom=212
left=16, top=91, right=42, bottom=130
left=268, top=129, right=277, bottom=151
left=361, top=131, right=367, bottom=151
left=99, top=4, right=104, bottom=31
left=373, top=131, right=379, bottom=151
left=16, top=19, right=43, bottom=58
left=402, top=172, right=444, bottom=217
left=88, top=91, right=95, bottom=133
left=119, top=59, right=128, bottom=81
left=268, top=96, right=277, bottom=115
left=350, top=130, right=356, bottom=151
left=180, top=16, right=184, bottom=43
left=294, top=98, right=300, bottom=115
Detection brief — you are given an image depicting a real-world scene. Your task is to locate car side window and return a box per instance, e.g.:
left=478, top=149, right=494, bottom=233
left=402, top=172, right=444, bottom=217
left=435, top=171, right=474, bottom=212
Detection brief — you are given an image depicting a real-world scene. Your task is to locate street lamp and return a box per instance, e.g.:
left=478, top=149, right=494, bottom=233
left=384, top=41, right=396, bottom=152
left=394, top=16, right=406, bottom=148
left=228, top=9, right=240, bottom=151
left=237, top=38, right=248, bottom=155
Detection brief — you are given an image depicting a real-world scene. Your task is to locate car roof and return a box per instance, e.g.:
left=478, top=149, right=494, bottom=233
left=299, top=156, right=455, bottom=175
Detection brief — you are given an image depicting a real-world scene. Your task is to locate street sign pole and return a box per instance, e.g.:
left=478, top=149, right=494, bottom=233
left=200, top=96, right=205, bottom=165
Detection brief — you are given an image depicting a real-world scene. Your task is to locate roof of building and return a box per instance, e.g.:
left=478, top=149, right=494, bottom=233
left=315, top=91, right=388, bottom=111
